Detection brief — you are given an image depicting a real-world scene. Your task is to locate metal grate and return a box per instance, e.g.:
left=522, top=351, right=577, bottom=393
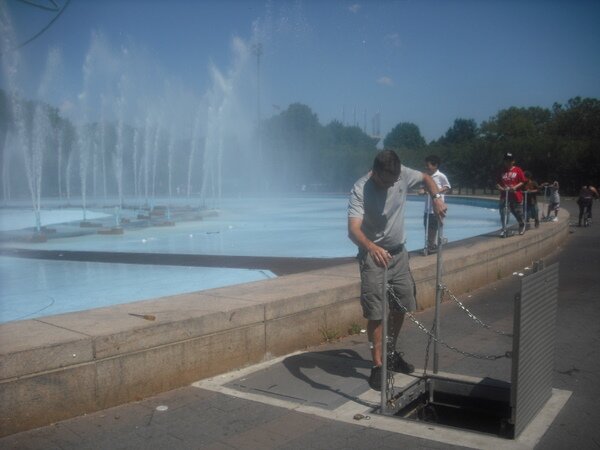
left=511, top=262, right=559, bottom=437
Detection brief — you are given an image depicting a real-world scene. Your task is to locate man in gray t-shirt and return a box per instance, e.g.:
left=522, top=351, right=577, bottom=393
left=348, top=149, right=447, bottom=391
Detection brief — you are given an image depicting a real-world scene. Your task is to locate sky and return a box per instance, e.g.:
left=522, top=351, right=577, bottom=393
left=2, top=0, right=600, bottom=142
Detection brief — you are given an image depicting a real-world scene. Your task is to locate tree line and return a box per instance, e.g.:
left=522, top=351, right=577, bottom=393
left=263, top=97, right=600, bottom=196
left=1, top=88, right=598, bottom=200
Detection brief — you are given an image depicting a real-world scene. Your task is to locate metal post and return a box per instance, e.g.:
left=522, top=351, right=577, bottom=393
left=433, top=219, right=444, bottom=374
left=523, top=190, right=528, bottom=228
left=380, top=266, right=389, bottom=413
left=541, top=185, right=548, bottom=220
left=423, top=196, right=430, bottom=256
left=253, top=42, right=263, bottom=190
left=502, top=188, right=510, bottom=236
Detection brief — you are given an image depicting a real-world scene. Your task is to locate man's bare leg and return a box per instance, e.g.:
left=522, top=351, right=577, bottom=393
left=368, top=312, right=405, bottom=367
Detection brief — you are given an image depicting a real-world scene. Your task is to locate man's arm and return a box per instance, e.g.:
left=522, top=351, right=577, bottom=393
left=348, top=216, right=392, bottom=268
left=508, top=168, right=526, bottom=191
left=510, top=181, right=524, bottom=191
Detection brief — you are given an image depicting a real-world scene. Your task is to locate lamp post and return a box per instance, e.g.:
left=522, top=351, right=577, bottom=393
left=253, top=42, right=263, bottom=190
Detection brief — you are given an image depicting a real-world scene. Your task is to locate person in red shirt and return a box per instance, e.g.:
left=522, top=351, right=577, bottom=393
left=495, top=152, right=526, bottom=236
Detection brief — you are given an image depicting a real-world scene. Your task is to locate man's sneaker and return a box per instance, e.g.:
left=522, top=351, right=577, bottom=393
left=388, top=351, right=414, bottom=374
left=551, top=217, right=558, bottom=222
left=368, top=366, right=382, bottom=391
left=519, top=223, right=526, bottom=235
left=500, top=230, right=506, bottom=238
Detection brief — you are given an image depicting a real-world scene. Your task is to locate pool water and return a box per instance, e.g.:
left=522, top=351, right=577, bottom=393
left=0, top=195, right=499, bottom=323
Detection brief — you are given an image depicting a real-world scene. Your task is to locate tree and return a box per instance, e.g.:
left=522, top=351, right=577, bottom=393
left=441, top=118, right=478, bottom=144
left=320, top=121, right=378, bottom=191
left=262, top=106, right=379, bottom=192
left=383, top=122, right=426, bottom=150
left=548, top=97, right=600, bottom=192
left=550, top=97, right=600, bottom=139
left=262, top=103, right=323, bottom=190
left=480, top=107, right=551, bottom=140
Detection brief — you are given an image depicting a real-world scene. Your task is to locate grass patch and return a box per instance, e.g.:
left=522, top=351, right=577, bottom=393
left=320, top=327, right=340, bottom=342
left=347, top=322, right=362, bottom=335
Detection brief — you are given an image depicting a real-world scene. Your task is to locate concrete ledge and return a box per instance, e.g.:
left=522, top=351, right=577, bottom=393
left=0, top=211, right=569, bottom=436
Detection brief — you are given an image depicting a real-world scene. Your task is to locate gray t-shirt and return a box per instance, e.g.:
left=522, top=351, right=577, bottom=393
left=348, top=165, right=424, bottom=250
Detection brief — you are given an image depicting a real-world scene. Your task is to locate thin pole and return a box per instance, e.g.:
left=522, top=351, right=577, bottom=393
left=523, top=191, right=528, bottom=226
left=433, top=219, right=444, bottom=374
left=542, top=185, right=548, bottom=219
left=503, top=188, right=509, bottom=235
left=254, top=42, right=263, bottom=189
left=380, top=266, right=389, bottom=413
left=423, top=196, right=430, bottom=256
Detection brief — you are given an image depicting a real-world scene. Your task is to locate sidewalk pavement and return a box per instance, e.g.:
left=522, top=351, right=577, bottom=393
left=1, top=198, right=598, bottom=450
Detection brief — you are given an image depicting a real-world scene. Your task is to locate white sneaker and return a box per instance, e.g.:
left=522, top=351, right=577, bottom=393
left=551, top=217, right=558, bottom=222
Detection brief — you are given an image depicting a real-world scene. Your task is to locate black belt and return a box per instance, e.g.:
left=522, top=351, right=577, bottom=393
left=387, top=244, right=404, bottom=255
left=357, top=243, right=404, bottom=260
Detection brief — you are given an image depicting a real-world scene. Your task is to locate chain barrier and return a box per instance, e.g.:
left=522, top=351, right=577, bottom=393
left=441, top=285, right=513, bottom=337
left=386, top=314, right=396, bottom=403
left=388, top=287, right=512, bottom=361
left=421, top=314, right=435, bottom=377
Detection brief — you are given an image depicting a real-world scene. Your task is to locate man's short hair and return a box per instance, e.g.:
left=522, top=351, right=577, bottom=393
left=373, top=149, right=401, bottom=177
left=425, top=154, right=441, bottom=166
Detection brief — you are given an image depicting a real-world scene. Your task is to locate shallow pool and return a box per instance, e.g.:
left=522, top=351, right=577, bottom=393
left=0, top=195, right=500, bottom=323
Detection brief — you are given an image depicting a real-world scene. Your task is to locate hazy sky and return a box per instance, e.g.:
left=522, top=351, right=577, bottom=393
left=3, top=0, right=600, bottom=142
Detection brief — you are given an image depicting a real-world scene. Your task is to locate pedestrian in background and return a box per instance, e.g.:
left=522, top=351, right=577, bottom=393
left=496, top=152, right=526, bottom=236
left=542, top=181, right=560, bottom=222
left=523, top=170, right=540, bottom=228
left=577, top=183, right=599, bottom=226
left=423, top=155, right=451, bottom=253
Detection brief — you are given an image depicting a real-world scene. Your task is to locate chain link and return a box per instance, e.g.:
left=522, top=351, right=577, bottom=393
left=421, top=315, right=435, bottom=376
left=385, top=311, right=396, bottom=402
left=441, top=285, right=513, bottom=337
left=388, top=287, right=511, bottom=361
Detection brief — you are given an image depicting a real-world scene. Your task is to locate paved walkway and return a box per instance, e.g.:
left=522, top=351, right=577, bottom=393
left=2, top=199, right=599, bottom=449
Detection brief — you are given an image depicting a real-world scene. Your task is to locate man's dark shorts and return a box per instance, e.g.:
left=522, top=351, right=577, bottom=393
left=358, top=248, right=417, bottom=321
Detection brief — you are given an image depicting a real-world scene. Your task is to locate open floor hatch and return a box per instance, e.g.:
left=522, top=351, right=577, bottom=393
left=379, top=262, right=559, bottom=440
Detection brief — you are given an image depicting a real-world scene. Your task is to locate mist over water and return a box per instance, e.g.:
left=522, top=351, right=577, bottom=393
left=0, top=5, right=286, bottom=218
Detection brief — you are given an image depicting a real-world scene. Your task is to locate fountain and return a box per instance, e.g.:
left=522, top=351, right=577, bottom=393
left=1, top=3, right=261, bottom=236
left=0, top=8, right=62, bottom=240
left=0, top=4, right=503, bottom=320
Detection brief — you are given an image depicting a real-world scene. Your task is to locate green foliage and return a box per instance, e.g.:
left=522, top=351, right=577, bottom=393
left=383, top=122, right=426, bottom=150
left=2, top=89, right=600, bottom=198
left=320, top=326, right=340, bottom=342
left=347, top=322, right=362, bottom=335
left=440, top=118, right=479, bottom=144
left=262, top=104, right=378, bottom=192
left=428, top=100, right=600, bottom=195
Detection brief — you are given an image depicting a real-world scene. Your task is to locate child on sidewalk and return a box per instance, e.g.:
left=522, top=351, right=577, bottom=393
left=543, top=181, right=560, bottom=221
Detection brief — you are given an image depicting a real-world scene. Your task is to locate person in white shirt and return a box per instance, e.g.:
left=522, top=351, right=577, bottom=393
left=423, top=155, right=451, bottom=252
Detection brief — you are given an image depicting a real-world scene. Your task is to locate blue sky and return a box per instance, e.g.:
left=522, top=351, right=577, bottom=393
left=2, top=0, right=600, bottom=142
